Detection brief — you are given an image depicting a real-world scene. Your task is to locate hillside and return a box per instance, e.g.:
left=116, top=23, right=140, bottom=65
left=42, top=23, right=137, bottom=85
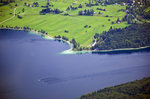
left=79, top=77, right=150, bottom=99
left=91, top=0, right=150, bottom=51
left=91, top=23, right=150, bottom=50
left=0, top=0, right=129, bottom=48
left=0, top=0, right=150, bottom=51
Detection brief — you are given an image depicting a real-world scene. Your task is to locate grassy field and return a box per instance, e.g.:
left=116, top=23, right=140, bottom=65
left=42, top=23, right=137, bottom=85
left=0, top=0, right=129, bottom=47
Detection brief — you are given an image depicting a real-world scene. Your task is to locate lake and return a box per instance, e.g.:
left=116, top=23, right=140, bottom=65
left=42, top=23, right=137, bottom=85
left=0, top=29, right=150, bottom=99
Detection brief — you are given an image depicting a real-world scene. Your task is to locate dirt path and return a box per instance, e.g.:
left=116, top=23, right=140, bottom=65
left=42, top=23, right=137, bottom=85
left=0, top=7, right=19, bottom=25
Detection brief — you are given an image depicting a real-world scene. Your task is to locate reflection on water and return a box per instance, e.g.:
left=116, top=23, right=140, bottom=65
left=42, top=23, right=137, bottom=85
left=40, top=64, right=150, bottom=85
left=92, top=47, right=150, bottom=55
left=40, top=77, right=64, bottom=84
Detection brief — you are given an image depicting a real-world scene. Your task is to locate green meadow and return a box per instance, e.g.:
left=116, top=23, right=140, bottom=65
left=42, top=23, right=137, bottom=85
left=0, top=0, right=129, bottom=47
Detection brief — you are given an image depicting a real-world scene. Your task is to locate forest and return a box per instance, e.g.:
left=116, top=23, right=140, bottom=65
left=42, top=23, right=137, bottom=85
left=91, top=23, right=150, bottom=50
left=79, top=77, right=150, bottom=99
left=89, top=0, right=150, bottom=51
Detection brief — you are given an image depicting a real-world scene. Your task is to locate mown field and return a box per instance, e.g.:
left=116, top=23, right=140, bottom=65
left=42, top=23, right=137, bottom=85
left=0, top=0, right=129, bottom=47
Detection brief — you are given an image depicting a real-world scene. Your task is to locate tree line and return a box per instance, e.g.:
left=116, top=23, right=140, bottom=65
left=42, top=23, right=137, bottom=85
left=91, top=23, right=150, bottom=50
left=40, top=7, right=63, bottom=15
left=79, top=77, right=150, bottom=99
left=84, top=0, right=128, bottom=7
left=54, top=35, right=80, bottom=50
left=78, top=9, right=94, bottom=16
left=66, top=5, right=78, bottom=11
left=0, top=0, right=15, bottom=4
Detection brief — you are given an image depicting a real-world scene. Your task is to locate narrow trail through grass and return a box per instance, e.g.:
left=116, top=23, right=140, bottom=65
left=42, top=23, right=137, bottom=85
left=0, top=6, right=21, bottom=25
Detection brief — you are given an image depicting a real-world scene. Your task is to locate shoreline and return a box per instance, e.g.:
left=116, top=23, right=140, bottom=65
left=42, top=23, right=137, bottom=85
left=60, top=45, right=150, bottom=54
left=0, top=27, right=74, bottom=52
left=1, top=27, right=150, bottom=54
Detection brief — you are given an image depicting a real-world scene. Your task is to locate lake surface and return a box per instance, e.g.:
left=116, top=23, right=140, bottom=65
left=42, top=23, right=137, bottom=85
left=0, top=29, right=150, bottom=99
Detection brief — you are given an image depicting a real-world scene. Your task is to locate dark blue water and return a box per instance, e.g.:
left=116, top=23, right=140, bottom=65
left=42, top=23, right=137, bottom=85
left=0, top=29, right=150, bottom=99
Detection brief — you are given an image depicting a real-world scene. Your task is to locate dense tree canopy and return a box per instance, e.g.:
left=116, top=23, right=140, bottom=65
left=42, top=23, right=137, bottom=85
left=79, top=9, right=94, bottom=16
left=92, top=23, right=150, bottom=50
left=0, top=0, right=15, bottom=4
left=80, top=77, right=150, bottom=99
